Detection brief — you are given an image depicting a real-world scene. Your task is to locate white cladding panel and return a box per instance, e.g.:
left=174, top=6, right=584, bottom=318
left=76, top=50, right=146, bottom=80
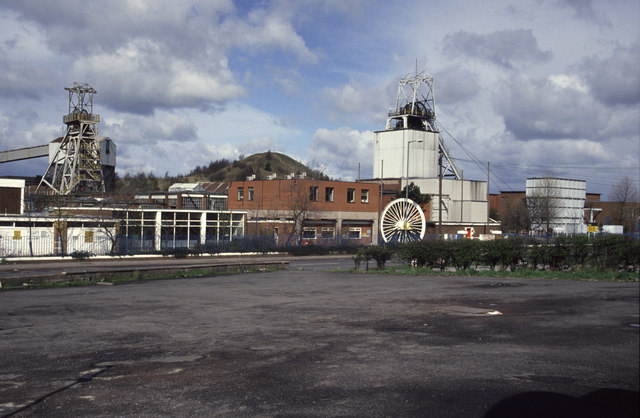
left=410, top=178, right=488, bottom=224
left=373, top=129, right=439, bottom=179
left=526, top=178, right=586, bottom=232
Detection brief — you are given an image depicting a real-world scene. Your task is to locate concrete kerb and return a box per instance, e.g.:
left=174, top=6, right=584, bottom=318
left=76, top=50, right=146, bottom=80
left=0, top=260, right=289, bottom=289
left=3, top=251, right=286, bottom=263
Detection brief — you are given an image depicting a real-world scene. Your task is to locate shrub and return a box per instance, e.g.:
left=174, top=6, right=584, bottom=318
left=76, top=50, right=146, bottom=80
left=396, top=240, right=451, bottom=269
left=358, top=245, right=394, bottom=270
left=526, top=240, right=550, bottom=270
left=482, top=240, right=502, bottom=270
left=566, top=234, right=589, bottom=267
left=451, top=239, right=481, bottom=270
left=70, top=250, right=93, bottom=260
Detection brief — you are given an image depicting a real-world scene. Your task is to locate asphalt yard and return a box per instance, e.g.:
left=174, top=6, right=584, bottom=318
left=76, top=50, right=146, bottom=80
left=0, top=260, right=638, bottom=417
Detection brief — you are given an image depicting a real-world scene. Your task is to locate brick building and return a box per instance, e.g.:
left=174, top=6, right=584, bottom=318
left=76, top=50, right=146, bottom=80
left=228, top=178, right=384, bottom=245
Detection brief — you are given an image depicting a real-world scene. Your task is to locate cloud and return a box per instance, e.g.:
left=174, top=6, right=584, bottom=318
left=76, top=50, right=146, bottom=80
left=580, top=42, right=640, bottom=107
left=491, top=74, right=604, bottom=140
left=1, top=1, right=235, bottom=57
left=435, top=66, right=481, bottom=105
left=320, top=81, right=394, bottom=125
left=443, top=29, right=553, bottom=69
left=238, top=137, right=276, bottom=156
left=307, top=127, right=373, bottom=180
left=556, top=0, right=608, bottom=24
left=223, top=7, right=319, bottom=64
left=73, top=39, right=244, bottom=114
left=0, top=11, right=66, bottom=99
left=103, top=111, right=198, bottom=145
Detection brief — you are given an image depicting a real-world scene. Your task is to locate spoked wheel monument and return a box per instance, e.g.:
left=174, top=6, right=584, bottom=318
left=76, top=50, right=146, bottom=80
left=380, top=198, right=426, bottom=243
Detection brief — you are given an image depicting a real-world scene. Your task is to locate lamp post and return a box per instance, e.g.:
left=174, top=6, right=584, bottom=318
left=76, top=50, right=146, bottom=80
left=403, top=138, right=423, bottom=242
left=405, top=139, right=423, bottom=200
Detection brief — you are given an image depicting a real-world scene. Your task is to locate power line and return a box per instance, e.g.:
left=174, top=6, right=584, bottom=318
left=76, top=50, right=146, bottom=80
left=436, top=121, right=513, bottom=191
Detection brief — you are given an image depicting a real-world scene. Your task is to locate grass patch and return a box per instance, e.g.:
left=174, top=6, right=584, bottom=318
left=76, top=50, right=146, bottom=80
left=340, top=265, right=639, bottom=281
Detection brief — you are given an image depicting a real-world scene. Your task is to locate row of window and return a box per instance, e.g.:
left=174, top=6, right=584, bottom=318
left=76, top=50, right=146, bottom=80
left=237, top=186, right=255, bottom=201
left=237, top=186, right=369, bottom=203
left=301, top=227, right=362, bottom=240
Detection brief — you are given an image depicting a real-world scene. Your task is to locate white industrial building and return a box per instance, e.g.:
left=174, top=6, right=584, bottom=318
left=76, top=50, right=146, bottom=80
left=526, top=177, right=587, bottom=234
left=371, top=71, right=490, bottom=233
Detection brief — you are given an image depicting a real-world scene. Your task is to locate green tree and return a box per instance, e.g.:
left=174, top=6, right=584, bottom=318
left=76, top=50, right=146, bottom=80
left=396, top=182, right=430, bottom=205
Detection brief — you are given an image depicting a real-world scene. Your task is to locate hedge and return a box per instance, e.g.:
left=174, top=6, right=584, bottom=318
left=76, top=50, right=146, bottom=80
left=393, top=235, right=639, bottom=272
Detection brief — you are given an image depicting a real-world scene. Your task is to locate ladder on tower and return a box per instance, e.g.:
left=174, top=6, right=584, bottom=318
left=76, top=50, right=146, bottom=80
left=438, top=137, right=461, bottom=179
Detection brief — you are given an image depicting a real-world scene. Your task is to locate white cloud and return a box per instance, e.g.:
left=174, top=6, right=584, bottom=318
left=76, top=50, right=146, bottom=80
left=73, top=39, right=244, bottom=114
left=491, top=74, right=604, bottom=140
left=103, top=111, right=197, bottom=146
left=307, top=127, right=373, bottom=180
left=223, top=8, right=319, bottom=64
left=320, top=82, right=393, bottom=125
left=443, top=29, right=553, bottom=69
left=548, top=74, right=588, bottom=92
left=580, top=42, right=640, bottom=106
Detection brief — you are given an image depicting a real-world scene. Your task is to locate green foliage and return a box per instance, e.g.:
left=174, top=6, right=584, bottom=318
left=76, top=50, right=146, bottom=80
left=367, top=245, right=395, bottom=269
left=452, top=239, right=482, bottom=270
left=396, top=182, right=430, bottom=205
left=394, top=235, right=639, bottom=273
left=355, top=245, right=394, bottom=270
left=482, top=240, right=503, bottom=270
left=70, top=250, right=93, bottom=260
left=590, top=234, right=638, bottom=271
left=396, top=240, right=445, bottom=269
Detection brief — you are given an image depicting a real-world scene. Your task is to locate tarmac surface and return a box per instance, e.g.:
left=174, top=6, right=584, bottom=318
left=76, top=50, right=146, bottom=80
left=0, top=257, right=638, bottom=417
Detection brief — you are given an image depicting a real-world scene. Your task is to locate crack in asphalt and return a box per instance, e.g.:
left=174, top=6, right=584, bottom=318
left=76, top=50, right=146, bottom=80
left=1, top=366, right=112, bottom=417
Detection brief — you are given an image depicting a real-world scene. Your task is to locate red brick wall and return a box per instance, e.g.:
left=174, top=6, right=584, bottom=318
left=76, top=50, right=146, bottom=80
left=228, top=179, right=381, bottom=213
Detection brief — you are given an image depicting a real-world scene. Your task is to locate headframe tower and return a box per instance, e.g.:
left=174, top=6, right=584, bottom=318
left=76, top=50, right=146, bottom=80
left=373, top=70, right=461, bottom=180
left=37, top=83, right=104, bottom=194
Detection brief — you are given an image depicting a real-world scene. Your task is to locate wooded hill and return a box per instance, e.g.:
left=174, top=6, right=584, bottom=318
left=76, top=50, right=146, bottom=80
left=115, top=151, right=329, bottom=194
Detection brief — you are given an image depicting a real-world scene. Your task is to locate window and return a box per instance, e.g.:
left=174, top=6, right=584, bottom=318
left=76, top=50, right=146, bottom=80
left=361, top=189, right=369, bottom=203
left=309, top=186, right=319, bottom=201
left=237, top=187, right=244, bottom=201
left=325, top=187, right=334, bottom=202
left=181, top=195, right=203, bottom=210
left=347, top=188, right=355, bottom=203
left=348, top=228, right=361, bottom=239
left=302, top=227, right=316, bottom=239
left=321, top=227, right=335, bottom=239
left=248, top=187, right=254, bottom=201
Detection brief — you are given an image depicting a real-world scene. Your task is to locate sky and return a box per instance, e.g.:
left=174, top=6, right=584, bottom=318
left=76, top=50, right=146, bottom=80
left=0, top=0, right=638, bottom=199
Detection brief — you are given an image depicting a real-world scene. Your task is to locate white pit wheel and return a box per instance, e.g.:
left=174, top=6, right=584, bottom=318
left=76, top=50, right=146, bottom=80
left=380, top=198, right=426, bottom=243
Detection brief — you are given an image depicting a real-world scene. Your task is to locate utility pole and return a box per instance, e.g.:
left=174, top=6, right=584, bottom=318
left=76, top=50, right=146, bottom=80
left=438, top=152, right=443, bottom=240
left=379, top=160, right=383, bottom=244
left=460, top=169, right=464, bottom=223
left=486, top=161, right=490, bottom=234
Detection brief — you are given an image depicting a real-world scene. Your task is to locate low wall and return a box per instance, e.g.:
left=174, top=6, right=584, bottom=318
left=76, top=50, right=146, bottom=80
left=0, top=260, right=289, bottom=289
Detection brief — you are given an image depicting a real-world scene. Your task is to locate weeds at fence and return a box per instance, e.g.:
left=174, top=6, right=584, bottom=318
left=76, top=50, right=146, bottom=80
left=372, top=265, right=638, bottom=281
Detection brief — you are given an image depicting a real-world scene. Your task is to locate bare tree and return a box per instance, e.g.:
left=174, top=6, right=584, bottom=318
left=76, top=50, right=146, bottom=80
left=609, top=177, right=639, bottom=232
left=527, top=177, right=560, bottom=236
left=284, top=178, right=315, bottom=246
left=501, top=197, right=530, bottom=234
